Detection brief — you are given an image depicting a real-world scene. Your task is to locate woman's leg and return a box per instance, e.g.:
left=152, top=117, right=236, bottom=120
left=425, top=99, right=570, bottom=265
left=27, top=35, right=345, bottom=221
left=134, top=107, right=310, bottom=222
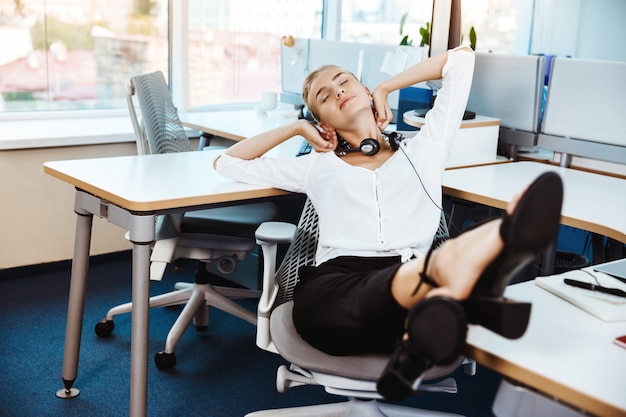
left=391, top=218, right=504, bottom=309
left=380, top=172, right=563, bottom=400
left=391, top=170, right=559, bottom=310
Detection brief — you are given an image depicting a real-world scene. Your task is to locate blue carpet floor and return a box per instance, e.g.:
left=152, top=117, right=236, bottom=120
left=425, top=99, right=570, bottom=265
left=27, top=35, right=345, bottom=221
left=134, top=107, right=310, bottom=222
left=0, top=252, right=501, bottom=416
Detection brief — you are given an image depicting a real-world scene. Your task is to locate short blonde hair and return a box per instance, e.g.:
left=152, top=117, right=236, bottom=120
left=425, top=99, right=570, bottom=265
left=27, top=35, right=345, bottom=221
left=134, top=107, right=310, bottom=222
left=302, top=65, right=358, bottom=122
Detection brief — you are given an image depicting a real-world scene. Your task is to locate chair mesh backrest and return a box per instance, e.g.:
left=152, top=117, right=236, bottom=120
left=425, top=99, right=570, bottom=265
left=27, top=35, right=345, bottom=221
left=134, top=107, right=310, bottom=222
left=435, top=210, right=450, bottom=243
left=274, top=199, right=320, bottom=306
left=273, top=199, right=449, bottom=306
left=131, top=71, right=194, bottom=154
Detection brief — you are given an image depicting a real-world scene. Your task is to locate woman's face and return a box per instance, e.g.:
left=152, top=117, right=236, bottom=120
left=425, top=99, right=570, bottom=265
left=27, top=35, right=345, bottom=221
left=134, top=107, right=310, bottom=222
left=307, top=67, right=371, bottom=129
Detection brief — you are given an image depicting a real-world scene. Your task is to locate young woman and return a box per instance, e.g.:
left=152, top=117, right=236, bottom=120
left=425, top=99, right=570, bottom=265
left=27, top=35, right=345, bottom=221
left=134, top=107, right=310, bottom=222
left=214, top=46, right=563, bottom=399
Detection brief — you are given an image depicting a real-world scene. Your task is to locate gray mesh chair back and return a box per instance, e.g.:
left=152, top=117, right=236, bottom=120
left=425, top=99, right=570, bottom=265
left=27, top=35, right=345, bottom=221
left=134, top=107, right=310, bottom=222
left=130, top=71, right=194, bottom=154
left=273, top=198, right=320, bottom=307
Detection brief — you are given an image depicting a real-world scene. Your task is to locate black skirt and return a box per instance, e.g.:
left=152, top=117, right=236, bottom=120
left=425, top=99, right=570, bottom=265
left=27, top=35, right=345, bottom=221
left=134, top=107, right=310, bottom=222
left=292, top=256, right=408, bottom=356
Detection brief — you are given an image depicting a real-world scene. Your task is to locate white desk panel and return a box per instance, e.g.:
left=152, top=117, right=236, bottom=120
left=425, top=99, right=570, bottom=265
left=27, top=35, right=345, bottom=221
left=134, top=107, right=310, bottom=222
left=43, top=150, right=296, bottom=212
left=443, top=161, right=626, bottom=244
left=181, top=108, right=298, bottom=142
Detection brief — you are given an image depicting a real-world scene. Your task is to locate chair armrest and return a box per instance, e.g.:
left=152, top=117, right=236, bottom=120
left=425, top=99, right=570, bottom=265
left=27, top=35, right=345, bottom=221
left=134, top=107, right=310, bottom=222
left=255, top=221, right=297, bottom=308
left=255, top=221, right=298, bottom=245
left=255, top=221, right=297, bottom=352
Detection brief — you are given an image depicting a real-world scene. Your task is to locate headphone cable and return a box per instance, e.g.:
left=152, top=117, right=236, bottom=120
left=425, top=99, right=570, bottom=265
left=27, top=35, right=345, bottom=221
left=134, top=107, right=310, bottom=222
left=397, top=144, right=444, bottom=213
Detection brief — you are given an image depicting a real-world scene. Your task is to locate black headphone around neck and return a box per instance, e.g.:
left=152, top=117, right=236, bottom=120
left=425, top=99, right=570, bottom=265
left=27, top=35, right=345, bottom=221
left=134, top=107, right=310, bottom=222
left=334, top=130, right=444, bottom=212
left=335, top=132, right=404, bottom=156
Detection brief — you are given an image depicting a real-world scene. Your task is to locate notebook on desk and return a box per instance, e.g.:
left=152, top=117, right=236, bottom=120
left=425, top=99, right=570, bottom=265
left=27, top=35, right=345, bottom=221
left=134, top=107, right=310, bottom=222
left=535, top=267, right=626, bottom=322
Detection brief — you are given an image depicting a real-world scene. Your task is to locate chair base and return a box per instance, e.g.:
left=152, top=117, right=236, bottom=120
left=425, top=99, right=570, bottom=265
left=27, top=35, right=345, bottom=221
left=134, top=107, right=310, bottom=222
left=99, top=281, right=258, bottom=363
left=245, top=398, right=464, bottom=417
left=160, top=282, right=258, bottom=355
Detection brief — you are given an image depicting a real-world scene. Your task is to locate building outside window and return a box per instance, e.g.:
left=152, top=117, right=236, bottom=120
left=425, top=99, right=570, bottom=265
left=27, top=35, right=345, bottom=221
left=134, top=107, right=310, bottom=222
left=2, top=0, right=619, bottom=120
left=340, top=0, right=433, bottom=47
left=460, top=0, right=533, bottom=55
left=185, top=0, right=323, bottom=108
left=0, top=0, right=169, bottom=113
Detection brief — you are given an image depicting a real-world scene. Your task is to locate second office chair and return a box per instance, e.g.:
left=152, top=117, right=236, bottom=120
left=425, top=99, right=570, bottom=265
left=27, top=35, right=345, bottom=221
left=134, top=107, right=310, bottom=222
left=95, top=70, right=282, bottom=370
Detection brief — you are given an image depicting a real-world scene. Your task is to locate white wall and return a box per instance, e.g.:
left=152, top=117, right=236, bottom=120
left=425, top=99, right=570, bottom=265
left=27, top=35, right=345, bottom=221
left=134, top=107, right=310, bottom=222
left=531, top=0, right=626, bottom=62
left=576, top=0, right=626, bottom=61
left=0, top=143, right=136, bottom=270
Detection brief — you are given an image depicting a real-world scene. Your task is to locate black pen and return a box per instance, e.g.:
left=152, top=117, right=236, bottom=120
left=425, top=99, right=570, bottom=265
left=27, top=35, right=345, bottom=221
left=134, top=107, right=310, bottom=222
left=563, top=278, right=626, bottom=298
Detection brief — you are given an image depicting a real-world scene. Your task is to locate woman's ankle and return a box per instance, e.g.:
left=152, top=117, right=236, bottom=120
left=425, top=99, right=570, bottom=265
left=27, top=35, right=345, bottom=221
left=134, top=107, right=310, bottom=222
left=428, top=219, right=504, bottom=301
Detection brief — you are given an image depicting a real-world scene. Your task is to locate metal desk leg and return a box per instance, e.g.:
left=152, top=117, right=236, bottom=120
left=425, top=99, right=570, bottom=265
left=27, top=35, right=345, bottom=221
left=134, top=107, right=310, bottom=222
left=56, top=207, right=93, bottom=399
left=128, top=214, right=156, bottom=417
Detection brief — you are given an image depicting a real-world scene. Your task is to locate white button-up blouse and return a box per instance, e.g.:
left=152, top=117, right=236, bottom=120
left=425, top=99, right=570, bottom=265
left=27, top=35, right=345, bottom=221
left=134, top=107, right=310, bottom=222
left=216, top=47, right=475, bottom=266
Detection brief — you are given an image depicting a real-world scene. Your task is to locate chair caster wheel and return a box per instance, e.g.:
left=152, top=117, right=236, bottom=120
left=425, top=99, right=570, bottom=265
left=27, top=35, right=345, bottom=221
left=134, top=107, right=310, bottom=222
left=94, top=319, right=114, bottom=337
left=155, top=351, right=176, bottom=370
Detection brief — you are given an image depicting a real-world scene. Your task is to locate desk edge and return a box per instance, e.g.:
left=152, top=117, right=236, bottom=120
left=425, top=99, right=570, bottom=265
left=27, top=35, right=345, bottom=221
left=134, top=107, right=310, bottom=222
left=44, top=164, right=290, bottom=212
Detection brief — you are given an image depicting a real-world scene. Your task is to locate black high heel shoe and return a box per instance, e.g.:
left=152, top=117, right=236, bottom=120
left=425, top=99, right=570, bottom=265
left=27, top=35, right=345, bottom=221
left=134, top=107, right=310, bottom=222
left=462, top=171, right=563, bottom=339
left=377, top=296, right=467, bottom=402
left=377, top=172, right=563, bottom=401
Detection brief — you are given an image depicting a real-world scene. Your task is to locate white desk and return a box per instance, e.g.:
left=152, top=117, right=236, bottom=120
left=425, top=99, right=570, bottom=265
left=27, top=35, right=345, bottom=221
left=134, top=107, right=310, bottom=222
left=443, top=161, right=626, bottom=245
left=467, top=277, right=626, bottom=416
left=181, top=107, right=298, bottom=142
left=44, top=150, right=293, bottom=417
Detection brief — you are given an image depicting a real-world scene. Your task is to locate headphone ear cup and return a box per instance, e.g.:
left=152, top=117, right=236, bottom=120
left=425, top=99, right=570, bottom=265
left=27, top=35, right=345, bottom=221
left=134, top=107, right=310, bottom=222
left=360, top=138, right=380, bottom=156
left=387, top=132, right=401, bottom=151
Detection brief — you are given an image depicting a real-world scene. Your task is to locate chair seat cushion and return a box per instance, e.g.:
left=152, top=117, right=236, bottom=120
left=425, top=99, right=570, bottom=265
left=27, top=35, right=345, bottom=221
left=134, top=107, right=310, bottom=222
left=270, top=301, right=463, bottom=382
left=181, top=202, right=279, bottom=238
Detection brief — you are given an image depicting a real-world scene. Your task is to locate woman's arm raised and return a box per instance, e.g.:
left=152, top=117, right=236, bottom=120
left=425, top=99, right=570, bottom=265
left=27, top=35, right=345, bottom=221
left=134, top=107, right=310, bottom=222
left=213, top=119, right=333, bottom=168
left=371, top=47, right=472, bottom=130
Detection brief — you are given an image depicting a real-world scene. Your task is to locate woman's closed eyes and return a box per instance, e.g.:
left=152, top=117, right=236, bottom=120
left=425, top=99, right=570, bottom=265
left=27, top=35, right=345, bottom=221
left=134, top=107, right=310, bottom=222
left=321, top=77, right=350, bottom=103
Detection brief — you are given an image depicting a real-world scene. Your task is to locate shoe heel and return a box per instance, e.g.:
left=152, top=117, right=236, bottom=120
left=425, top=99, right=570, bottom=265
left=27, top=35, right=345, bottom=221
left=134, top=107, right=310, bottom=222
left=377, top=297, right=467, bottom=402
left=377, top=343, right=429, bottom=402
left=464, top=296, right=531, bottom=339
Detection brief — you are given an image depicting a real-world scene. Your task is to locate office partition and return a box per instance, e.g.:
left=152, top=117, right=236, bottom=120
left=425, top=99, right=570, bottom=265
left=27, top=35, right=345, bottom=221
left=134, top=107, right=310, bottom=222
left=538, top=57, right=626, bottom=165
left=466, top=53, right=546, bottom=150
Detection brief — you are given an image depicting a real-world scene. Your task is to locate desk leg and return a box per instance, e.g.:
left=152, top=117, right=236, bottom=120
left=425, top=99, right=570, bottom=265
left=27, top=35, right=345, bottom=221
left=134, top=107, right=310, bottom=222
left=128, top=214, right=155, bottom=417
left=592, top=233, right=605, bottom=265
left=56, top=208, right=93, bottom=399
left=541, top=242, right=556, bottom=276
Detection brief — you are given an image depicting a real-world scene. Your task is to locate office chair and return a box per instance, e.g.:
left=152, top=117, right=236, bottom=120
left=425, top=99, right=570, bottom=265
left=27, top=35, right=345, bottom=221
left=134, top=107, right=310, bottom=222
left=95, top=70, right=282, bottom=370
left=247, top=198, right=475, bottom=416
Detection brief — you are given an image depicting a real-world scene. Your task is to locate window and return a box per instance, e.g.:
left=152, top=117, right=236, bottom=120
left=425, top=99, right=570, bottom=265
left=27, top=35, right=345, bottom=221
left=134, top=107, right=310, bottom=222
left=5, top=0, right=621, bottom=147
left=185, top=0, right=323, bottom=108
left=0, top=0, right=169, bottom=113
left=341, top=0, right=433, bottom=46
left=460, top=0, right=533, bottom=55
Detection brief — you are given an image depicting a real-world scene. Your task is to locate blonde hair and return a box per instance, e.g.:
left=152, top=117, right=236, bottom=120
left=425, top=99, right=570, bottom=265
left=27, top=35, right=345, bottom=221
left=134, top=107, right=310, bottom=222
left=302, top=65, right=358, bottom=122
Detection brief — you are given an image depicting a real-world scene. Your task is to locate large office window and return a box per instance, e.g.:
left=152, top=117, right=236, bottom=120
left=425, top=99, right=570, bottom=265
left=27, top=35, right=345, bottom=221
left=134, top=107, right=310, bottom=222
left=460, top=0, right=533, bottom=55
left=4, top=0, right=620, bottom=140
left=341, top=0, right=433, bottom=46
left=0, top=0, right=169, bottom=113
left=186, top=0, right=323, bottom=108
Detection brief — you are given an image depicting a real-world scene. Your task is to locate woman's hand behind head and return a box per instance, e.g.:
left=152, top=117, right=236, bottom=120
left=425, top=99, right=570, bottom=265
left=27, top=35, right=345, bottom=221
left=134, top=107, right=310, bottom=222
left=371, top=88, right=392, bottom=131
left=297, top=120, right=337, bottom=152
